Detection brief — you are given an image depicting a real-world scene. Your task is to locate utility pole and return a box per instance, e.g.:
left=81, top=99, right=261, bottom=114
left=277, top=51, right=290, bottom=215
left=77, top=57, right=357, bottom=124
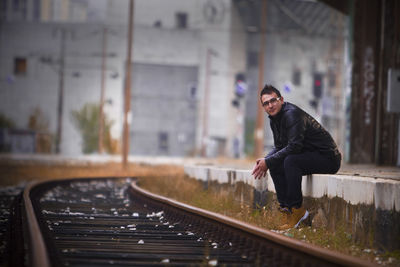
left=201, top=49, right=212, bottom=157
left=55, top=28, right=66, bottom=154
left=122, top=0, right=134, bottom=168
left=254, top=0, right=267, bottom=158
left=98, top=27, right=107, bottom=154
left=201, top=48, right=218, bottom=157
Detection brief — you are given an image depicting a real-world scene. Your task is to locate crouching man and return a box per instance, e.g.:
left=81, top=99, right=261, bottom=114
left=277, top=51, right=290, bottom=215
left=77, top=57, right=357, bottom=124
left=252, top=84, right=341, bottom=230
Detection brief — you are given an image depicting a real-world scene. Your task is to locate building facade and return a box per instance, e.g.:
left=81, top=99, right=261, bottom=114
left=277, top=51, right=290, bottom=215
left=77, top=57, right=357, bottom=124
left=241, top=0, right=347, bottom=156
left=0, top=0, right=247, bottom=157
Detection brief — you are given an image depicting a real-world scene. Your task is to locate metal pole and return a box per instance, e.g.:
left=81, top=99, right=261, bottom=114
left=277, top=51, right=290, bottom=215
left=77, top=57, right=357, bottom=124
left=122, top=0, right=134, bottom=168
left=201, top=49, right=212, bottom=157
left=374, top=0, right=385, bottom=164
left=55, top=29, right=66, bottom=154
left=254, top=0, right=267, bottom=158
left=98, top=27, right=107, bottom=154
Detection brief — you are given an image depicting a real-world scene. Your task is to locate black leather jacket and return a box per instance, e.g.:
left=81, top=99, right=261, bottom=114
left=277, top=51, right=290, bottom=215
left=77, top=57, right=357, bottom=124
left=265, top=102, right=341, bottom=169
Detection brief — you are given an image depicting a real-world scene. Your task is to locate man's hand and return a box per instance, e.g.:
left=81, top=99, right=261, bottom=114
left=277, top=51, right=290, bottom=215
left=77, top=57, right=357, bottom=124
left=252, top=158, right=268, bottom=179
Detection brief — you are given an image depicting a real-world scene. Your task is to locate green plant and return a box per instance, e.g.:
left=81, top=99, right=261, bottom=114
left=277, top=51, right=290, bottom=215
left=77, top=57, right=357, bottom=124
left=0, top=113, right=15, bottom=129
left=71, top=103, right=114, bottom=154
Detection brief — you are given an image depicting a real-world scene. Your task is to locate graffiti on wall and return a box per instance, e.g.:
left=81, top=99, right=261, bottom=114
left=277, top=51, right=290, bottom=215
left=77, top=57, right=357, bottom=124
left=363, top=47, right=375, bottom=125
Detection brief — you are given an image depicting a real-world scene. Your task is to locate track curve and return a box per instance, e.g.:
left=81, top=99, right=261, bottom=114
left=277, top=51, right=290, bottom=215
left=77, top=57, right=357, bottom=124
left=23, top=177, right=375, bottom=267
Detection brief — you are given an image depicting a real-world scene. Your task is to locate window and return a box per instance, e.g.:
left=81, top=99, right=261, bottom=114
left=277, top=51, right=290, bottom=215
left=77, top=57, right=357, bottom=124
left=247, top=52, right=258, bottom=68
left=153, top=20, right=162, bottom=28
left=176, top=12, right=187, bottom=29
left=14, top=57, right=27, bottom=75
left=292, top=68, right=301, bottom=86
left=189, top=86, right=197, bottom=99
left=187, top=82, right=197, bottom=100
left=158, top=132, right=169, bottom=152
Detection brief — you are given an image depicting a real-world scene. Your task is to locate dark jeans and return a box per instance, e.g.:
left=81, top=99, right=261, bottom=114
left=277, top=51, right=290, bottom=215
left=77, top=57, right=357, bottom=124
left=269, top=151, right=341, bottom=209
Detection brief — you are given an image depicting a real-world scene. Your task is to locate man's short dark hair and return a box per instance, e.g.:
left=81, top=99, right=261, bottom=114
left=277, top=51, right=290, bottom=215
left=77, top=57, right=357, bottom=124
left=260, top=84, right=281, bottom=98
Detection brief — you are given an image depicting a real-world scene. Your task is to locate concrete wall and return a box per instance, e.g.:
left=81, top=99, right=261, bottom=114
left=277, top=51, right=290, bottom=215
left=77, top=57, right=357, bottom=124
left=107, top=0, right=247, bottom=158
left=194, top=0, right=247, bottom=157
left=130, top=63, right=198, bottom=156
left=0, top=22, right=125, bottom=155
left=0, top=0, right=248, bottom=157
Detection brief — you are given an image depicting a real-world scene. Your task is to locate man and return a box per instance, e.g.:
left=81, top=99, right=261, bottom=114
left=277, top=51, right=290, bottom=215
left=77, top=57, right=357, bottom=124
left=252, top=84, right=341, bottom=230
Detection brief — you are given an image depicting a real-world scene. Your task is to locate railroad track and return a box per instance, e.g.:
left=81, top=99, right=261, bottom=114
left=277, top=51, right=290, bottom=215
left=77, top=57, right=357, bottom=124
left=0, top=185, right=25, bottom=267
left=21, top=177, right=375, bottom=267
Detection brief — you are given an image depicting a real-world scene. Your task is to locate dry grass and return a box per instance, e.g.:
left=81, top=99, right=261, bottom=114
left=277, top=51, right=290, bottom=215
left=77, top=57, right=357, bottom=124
left=138, top=173, right=335, bottom=237
left=138, top=173, right=400, bottom=266
left=0, top=160, right=183, bottom=186
left=139, top=174, right=245, bottom=217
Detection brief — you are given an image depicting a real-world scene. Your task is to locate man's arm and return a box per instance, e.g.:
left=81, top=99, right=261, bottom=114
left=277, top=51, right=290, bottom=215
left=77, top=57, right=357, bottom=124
left=265, top=110, right=306, bottom=168
left=266, top=147, right=279, bottom=157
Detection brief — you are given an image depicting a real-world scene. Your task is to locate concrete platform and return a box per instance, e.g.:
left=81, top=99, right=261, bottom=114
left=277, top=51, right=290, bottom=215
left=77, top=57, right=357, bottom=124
left=183, top=164, right=400, bottom=211
left=183, top=162, right=400, bottom=251
left=209, top=161, right=400, bottom=181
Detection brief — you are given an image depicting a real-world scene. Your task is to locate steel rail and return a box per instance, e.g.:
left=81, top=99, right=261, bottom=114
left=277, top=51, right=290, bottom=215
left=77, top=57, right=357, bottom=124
left=130, top=181, right=376, bottom=267
left=23, top=177, right=377, bottom=267
left=23, top=180, right=51, bottom=267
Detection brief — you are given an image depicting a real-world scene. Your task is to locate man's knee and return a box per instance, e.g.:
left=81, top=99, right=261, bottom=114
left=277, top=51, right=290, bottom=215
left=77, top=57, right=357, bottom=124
left=269, top=164, right=284, bottom=177
left=283, top=154, right=301, bottom=170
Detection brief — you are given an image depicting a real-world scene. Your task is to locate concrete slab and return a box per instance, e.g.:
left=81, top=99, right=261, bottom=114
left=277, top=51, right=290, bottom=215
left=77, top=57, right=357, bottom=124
left=183, top=165, right=400, bottom=212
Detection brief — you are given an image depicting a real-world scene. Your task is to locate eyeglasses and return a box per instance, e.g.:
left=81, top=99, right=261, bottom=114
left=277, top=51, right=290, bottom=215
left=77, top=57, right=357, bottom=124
left=262, top=97, right=281, bottom=107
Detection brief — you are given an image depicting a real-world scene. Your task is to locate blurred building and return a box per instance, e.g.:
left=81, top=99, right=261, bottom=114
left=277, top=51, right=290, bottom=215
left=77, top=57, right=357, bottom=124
left=0, top=22, right=126, bottom=155
left=237, top=0, right=347, bottom=155
left=237, top=0, right=400, bottom=166
left=2, top=0, right=397, bottom=165
left=127, top=1, right=247, bottom=157
left=0, top=0, right=247, bottom=157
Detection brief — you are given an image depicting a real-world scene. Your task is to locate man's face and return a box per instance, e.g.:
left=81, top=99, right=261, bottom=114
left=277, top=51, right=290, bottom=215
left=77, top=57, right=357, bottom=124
left=261, top=93, right=284, bottom=117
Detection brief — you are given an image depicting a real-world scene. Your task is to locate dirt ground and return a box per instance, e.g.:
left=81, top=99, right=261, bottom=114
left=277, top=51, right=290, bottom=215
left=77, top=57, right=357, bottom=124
left=0, top=160, right=184, bottom=186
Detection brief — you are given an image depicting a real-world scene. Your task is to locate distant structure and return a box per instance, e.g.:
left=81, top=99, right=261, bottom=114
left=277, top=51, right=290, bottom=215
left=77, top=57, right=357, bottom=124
left=0, top=0, right=247, bottom=157
left=0, top=0, right=352, bottom=160
left=237, top=0, right=347, bottom=156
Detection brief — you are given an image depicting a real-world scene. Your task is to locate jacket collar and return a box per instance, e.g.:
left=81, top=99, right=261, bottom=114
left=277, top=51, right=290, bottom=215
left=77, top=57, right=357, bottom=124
left=269, top=102, right=287, bottom=120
